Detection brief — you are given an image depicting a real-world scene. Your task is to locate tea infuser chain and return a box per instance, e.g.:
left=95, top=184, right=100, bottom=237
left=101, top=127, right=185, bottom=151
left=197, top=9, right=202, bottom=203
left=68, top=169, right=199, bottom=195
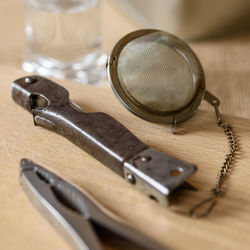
left=190, top=91, right=237, bottom=218
left=106, top=29, right=237, bottom=217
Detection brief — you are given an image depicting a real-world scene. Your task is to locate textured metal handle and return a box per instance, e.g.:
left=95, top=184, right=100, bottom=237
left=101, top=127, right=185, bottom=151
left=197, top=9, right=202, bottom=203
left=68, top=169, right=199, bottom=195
left=12, top=76, right=147, bottom=176
left=12, top=75, right=197, bottom=206
left=35, top=106, right=147, bottom=176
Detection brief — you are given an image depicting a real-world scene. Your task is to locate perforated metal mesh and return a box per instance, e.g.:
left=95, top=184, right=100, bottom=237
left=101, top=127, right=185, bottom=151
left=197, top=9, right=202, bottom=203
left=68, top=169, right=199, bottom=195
left=116, top=31, right=199, bottom=113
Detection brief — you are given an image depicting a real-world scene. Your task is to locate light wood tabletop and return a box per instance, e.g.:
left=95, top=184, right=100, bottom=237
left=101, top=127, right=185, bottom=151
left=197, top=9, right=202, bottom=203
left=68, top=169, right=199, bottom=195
left=0, top=1, right=250, bottom=250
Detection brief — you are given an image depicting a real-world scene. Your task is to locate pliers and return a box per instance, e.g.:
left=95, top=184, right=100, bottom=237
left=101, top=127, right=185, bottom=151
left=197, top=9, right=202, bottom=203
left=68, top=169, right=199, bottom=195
left=20, top=159, right=167, bottom=250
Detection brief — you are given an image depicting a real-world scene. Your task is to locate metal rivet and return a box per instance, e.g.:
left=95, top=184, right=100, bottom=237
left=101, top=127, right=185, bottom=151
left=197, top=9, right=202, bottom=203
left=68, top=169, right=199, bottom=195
left=127, top=174, right=136, bottom=184
left=25, top=77, right=37, bottom=84
left=141, top=156, right=151, bottom=162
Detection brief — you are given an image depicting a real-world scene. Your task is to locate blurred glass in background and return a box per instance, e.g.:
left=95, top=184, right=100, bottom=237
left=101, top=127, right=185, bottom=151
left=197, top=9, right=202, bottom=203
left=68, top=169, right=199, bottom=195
left=114, top=0, right=250, bottom=40
left=23, top=0, right=107, bottom=84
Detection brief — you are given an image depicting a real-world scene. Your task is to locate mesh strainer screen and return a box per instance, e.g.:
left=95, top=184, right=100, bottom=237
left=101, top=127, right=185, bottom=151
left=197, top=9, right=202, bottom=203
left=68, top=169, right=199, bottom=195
left=116, top=31, right=199, bottom=113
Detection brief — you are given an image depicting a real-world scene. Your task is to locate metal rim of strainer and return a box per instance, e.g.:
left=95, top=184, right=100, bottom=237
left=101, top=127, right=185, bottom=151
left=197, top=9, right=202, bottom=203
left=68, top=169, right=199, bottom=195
left=107, top=29, right=206, bottom=124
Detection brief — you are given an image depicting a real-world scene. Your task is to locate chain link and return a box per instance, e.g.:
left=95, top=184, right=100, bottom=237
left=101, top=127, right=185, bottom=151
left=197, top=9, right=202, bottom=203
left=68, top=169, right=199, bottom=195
left=190, top=101, right=237, bottom=218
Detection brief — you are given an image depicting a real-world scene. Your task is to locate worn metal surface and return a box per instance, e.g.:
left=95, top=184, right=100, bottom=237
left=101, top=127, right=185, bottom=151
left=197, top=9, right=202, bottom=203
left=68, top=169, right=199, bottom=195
left=20, top=159, right=167, bottom=250
left=12, top=75, right=197, bottom=206
left=12, top=75, right=146, bottom=176
left=124, top=149, right=197, bottom=206
left=107, top=29, right=206, bottom=125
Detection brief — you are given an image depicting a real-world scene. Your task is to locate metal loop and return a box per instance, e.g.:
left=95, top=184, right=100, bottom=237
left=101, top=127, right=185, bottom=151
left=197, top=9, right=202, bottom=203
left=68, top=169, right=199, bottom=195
left=190, top=196, right=217, bottom=218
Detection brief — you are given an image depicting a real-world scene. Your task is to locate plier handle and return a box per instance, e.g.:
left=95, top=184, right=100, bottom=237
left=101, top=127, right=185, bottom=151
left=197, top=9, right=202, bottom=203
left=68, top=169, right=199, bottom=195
left=20, top=159, right=167, bottom=250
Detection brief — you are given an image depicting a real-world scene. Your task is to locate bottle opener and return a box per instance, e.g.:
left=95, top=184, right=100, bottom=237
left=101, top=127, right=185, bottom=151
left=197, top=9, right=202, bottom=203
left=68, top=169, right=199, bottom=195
left=12, top=75, right=197, bottom=206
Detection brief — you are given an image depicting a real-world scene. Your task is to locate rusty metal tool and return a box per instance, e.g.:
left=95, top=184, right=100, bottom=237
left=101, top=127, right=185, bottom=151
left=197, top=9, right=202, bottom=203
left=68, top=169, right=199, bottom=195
left=12, top=75, right=197, bottom=206
left=20, top=159, right=167, bottom=250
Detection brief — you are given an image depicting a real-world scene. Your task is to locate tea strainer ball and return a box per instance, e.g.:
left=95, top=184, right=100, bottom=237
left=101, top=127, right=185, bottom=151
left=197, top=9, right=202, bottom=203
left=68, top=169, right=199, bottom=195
left=107, top=29, right=208, bottom=127
left=106, top=29, right=237, bottom=218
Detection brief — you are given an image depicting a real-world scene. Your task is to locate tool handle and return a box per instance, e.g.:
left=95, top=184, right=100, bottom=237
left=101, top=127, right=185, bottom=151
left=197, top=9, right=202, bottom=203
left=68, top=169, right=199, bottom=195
left=36, top=105, right=147, bottom=175
left=13, top=76, right=197, bottom=206
left=12, top=76, right=147, bottom=176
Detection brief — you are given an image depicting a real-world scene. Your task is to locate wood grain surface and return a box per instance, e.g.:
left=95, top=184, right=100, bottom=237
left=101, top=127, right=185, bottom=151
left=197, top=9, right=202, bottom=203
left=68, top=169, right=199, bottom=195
left=0, top=1, right=250, bottom=250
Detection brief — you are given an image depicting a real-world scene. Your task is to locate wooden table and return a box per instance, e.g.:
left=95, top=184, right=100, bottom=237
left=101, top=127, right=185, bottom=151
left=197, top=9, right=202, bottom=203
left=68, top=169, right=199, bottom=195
left=1, top=1, right=250, bottom=249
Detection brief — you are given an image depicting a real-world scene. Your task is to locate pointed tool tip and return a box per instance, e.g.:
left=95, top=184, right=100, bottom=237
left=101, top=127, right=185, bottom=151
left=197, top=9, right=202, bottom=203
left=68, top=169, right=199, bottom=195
left=20, top=159, right=34, bottom=172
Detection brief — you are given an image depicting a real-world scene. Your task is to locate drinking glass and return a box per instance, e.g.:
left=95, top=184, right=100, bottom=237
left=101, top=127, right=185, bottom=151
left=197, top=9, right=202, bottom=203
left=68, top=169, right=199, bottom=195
left=23, top=0, right=107, bottom=84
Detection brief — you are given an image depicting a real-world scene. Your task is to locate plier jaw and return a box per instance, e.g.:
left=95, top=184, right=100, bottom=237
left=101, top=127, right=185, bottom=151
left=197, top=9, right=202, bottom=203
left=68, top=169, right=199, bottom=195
left=20, top=159, right=167, bottom=250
